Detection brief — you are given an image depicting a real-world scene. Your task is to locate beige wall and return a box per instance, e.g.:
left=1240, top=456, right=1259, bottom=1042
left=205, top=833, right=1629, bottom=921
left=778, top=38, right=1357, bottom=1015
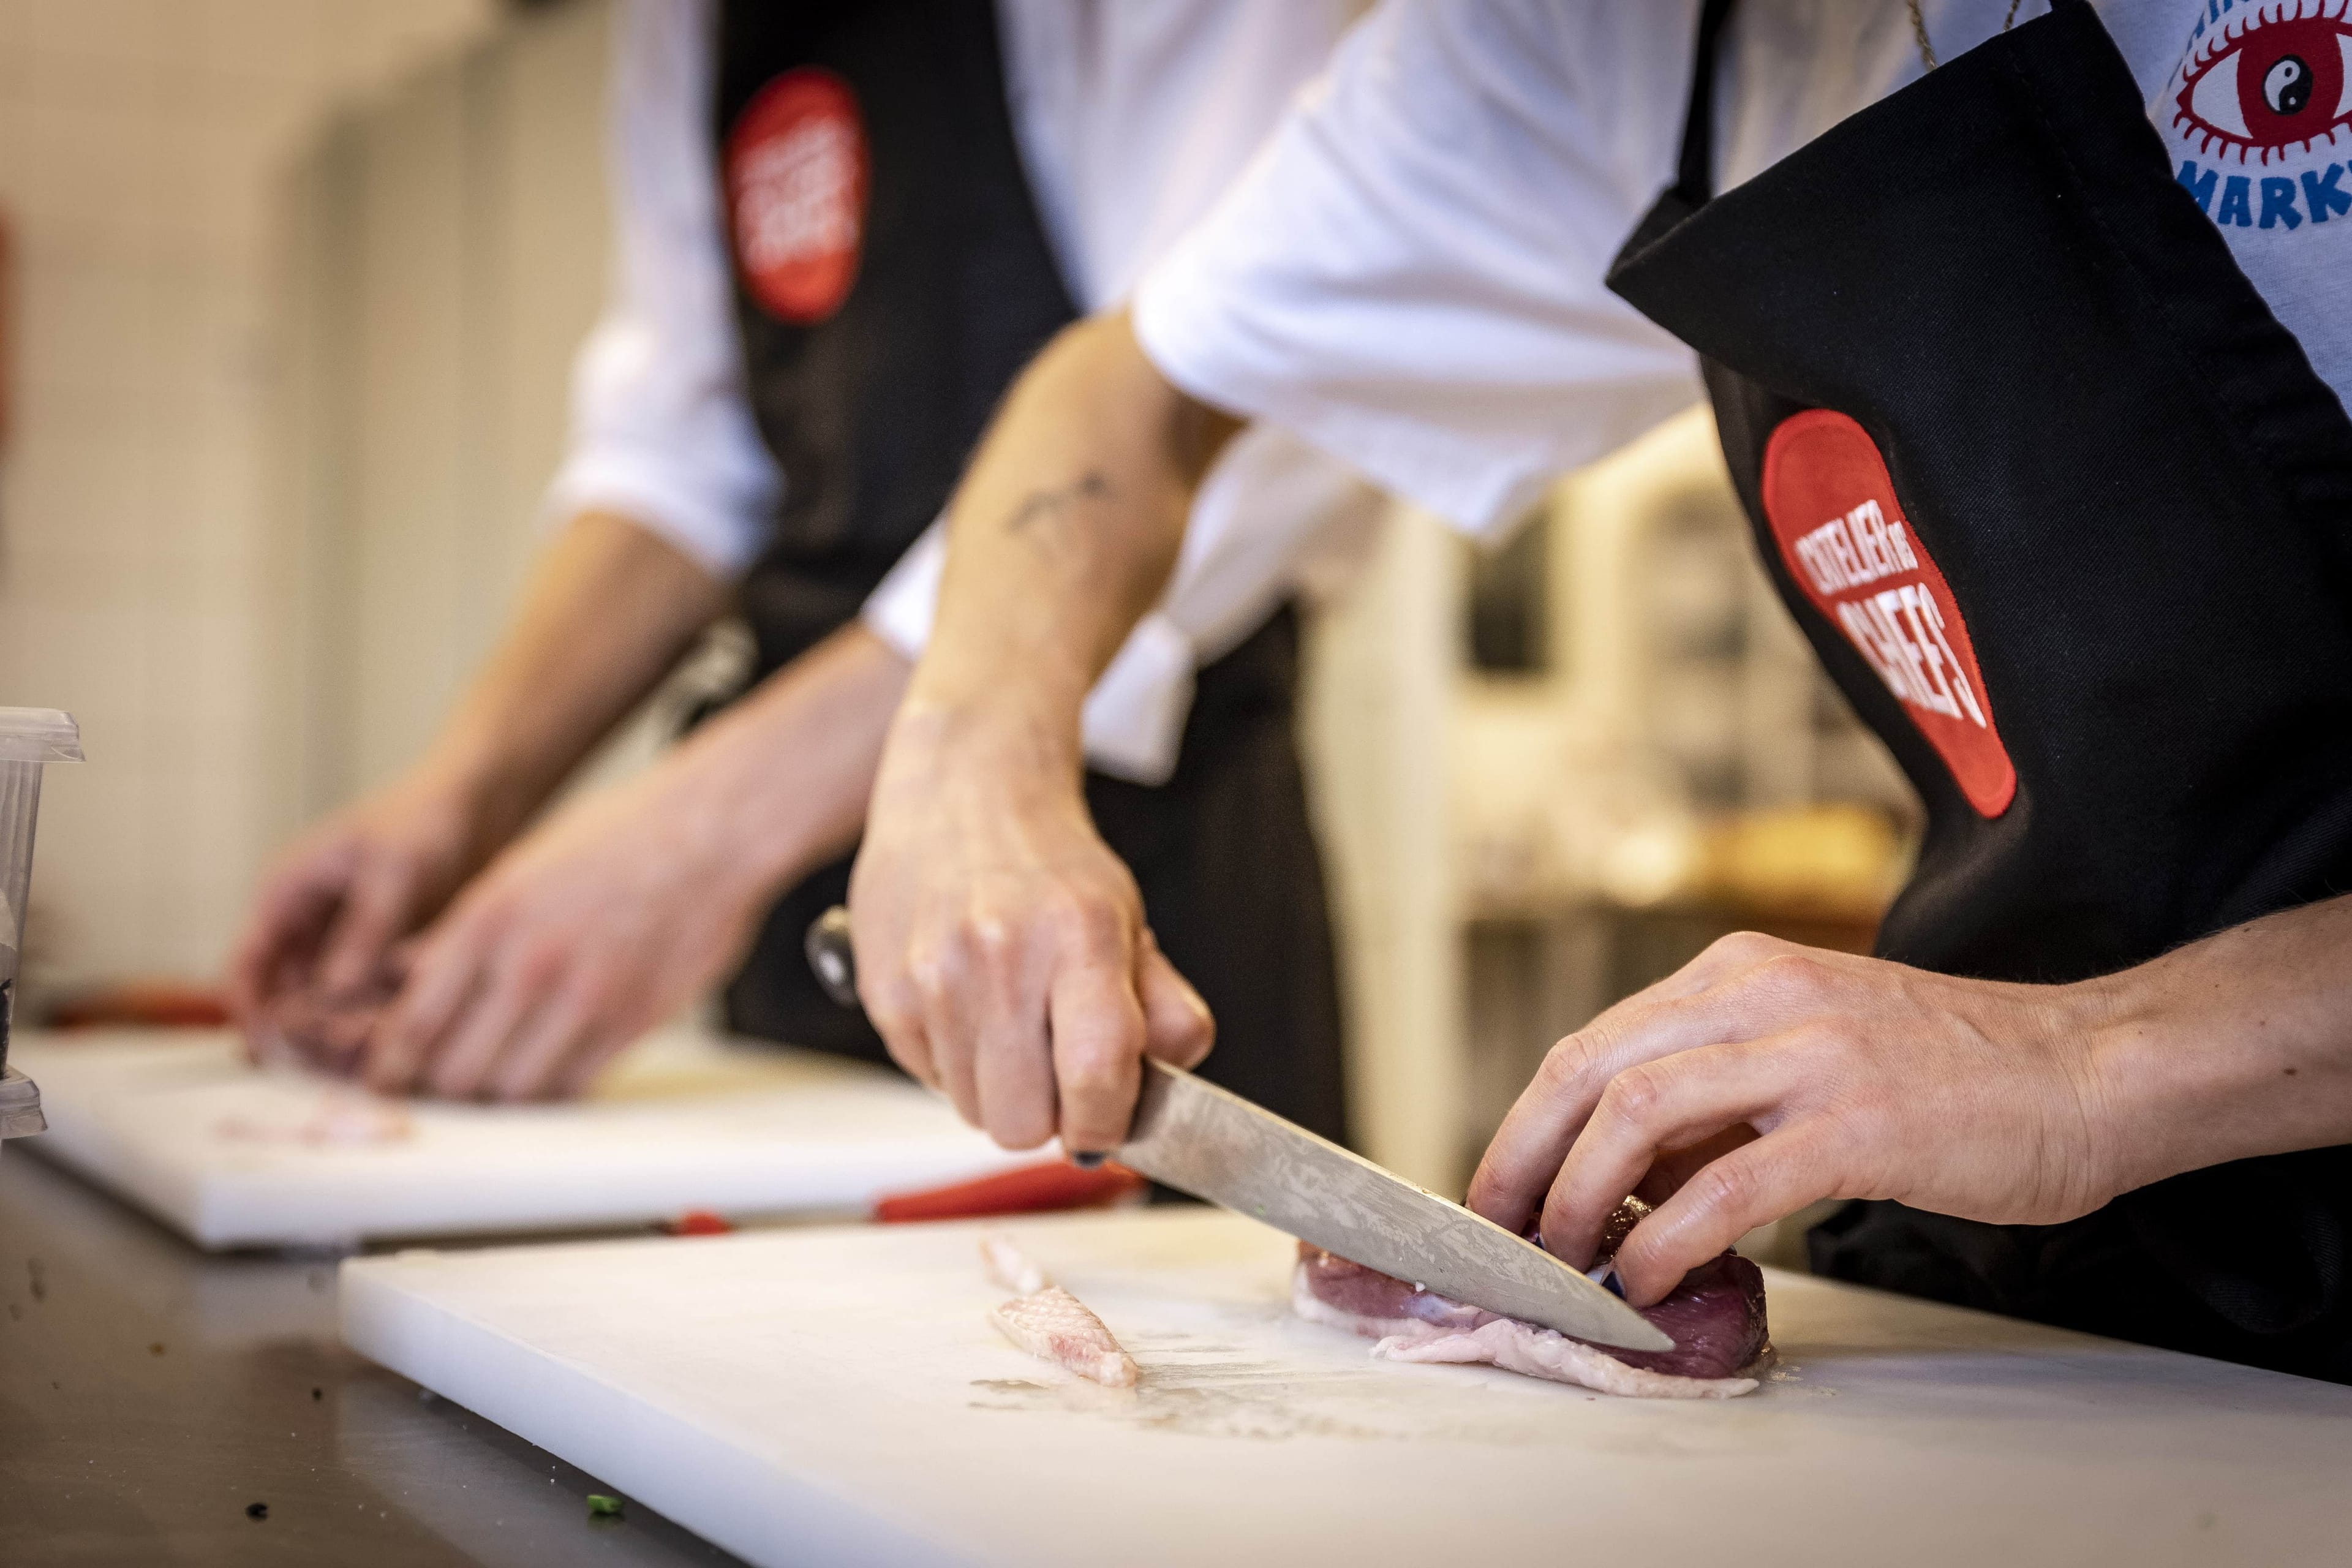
left=0, top=0, right=499, bottom=997
left=268, top=1, right=615, bottom=831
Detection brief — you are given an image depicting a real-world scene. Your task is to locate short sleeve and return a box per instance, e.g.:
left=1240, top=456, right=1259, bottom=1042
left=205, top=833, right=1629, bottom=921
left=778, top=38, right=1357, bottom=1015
left=541, top=0, right=779, bottom=576
left=1132, top=0, right=1709, bottom=538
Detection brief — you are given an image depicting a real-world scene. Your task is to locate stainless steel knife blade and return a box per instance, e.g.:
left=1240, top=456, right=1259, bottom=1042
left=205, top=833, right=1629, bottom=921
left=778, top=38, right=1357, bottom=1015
left=799, top=905, right=1669, bottom=1351
left=1118, top=1059, right=1673, bottom=1352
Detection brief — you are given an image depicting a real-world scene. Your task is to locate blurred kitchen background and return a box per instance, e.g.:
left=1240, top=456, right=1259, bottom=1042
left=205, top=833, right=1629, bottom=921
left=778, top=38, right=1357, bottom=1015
left=0, top=0, right=1915, bottom=1196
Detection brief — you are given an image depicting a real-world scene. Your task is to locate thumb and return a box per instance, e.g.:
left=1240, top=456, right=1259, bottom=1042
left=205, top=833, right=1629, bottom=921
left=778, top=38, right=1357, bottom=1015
left=1137, top=929, right=1214, bottom=1069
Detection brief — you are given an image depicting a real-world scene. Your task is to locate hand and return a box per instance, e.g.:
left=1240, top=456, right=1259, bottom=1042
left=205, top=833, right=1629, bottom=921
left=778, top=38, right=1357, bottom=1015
left=355, top=622, right=907, bottom=1100
left=843, top=311, right=1233, bottom=1151
left=1464, top=932, right=2122, bottom=1307
left=227, top=767, right=489, bottom=1036
left=848, top=706, right=1213, bottom=1153
left=361, top=758, right=777, bottom=1101
left=228, top=508, right=731, bottom=1044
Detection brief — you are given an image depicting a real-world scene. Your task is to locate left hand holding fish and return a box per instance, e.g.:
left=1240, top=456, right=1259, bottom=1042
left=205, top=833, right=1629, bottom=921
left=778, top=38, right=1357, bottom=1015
left=1466, top=902, right=2352, bottom=1309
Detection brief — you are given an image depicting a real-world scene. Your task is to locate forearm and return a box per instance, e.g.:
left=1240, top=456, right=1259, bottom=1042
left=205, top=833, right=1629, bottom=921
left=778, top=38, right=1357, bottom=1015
left=846, top=311, right=1229, bottom=1146
left=898, top=311, right=1238, bottom=774
left=420, top=509, right=727, bottom=846
left=2086, top=894, right=2352, bottom=1193
left=650, top=622, right=908, bottom=898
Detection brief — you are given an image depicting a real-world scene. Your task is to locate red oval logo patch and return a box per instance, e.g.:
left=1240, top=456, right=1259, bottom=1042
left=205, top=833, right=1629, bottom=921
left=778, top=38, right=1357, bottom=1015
left=1762, top=410, right=2016, bottom=818
left=725, top=68, right=867, bottom=325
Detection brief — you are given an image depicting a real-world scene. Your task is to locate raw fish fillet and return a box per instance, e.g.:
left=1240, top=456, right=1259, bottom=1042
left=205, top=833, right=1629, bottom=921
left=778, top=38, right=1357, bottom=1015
left=989, top=1287, right=1140, bottom=1388
left=1293, top=1197, right=1770, bottom=1399
left=981, top=1232, right=1051, bottom=1296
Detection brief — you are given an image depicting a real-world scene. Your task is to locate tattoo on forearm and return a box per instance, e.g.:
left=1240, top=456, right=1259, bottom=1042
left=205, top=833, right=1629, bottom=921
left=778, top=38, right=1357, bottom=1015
left=1000, top=471, right=1112, bottom=543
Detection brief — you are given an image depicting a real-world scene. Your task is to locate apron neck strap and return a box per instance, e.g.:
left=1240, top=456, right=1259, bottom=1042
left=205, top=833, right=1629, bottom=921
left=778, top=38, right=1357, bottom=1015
left=1671, top=0, right=1739, bottom=208
left=1672, top=1, right=2094, bottom=207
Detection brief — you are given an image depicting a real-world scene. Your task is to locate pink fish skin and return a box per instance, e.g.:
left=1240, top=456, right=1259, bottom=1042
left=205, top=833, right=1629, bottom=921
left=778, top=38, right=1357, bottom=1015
left=989, top=1286, right=1139, bottom=1388
left=1293, top=1197, right=1771, bottom=1398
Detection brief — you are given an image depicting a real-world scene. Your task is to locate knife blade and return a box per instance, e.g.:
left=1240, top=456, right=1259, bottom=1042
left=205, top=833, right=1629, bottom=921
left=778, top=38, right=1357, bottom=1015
left=805, top=907, right=1672, bottom=1351
left=1119, top=1057, right=1670, bottom=1350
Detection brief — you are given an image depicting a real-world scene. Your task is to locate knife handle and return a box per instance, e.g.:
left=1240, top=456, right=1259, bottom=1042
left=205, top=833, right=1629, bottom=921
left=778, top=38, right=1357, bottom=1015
left=804, top=904, right=1111, bottom=1169
left=804, top=905, right=859, bottom=1009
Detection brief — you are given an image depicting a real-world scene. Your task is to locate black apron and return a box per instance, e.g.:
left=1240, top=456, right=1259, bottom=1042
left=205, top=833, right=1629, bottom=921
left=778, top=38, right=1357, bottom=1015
left=1607, top=0, right=2352, bottom=1381
left=706, top=0, right=1348, bottom=1144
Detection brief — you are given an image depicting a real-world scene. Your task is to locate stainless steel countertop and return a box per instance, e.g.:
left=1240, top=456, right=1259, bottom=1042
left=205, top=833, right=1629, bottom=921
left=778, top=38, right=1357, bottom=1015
left=0, top=1148, right=745, bottom=1567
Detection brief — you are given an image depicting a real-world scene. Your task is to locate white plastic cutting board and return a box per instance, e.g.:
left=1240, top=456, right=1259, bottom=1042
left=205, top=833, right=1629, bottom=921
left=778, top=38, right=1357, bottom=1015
left=341, top=1207, right=2352, bottom=1568
left=12, top=1027, right=1025, bottom=1249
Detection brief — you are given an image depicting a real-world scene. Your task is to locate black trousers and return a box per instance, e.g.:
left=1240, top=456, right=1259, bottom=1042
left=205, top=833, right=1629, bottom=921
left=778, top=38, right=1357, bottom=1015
left=723, top=605, right=1350, bottom=1145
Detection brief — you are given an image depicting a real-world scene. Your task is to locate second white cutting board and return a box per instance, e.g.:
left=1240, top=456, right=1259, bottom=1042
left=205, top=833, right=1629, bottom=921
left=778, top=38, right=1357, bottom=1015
left=342, top=1207, right=2352, bottom=1568
left=13, top=1027, right=1027, bottom=1248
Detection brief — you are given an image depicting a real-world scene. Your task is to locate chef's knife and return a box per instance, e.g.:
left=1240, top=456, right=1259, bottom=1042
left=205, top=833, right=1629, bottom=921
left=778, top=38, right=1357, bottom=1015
left=805, top=906, right=1672, bottom=1352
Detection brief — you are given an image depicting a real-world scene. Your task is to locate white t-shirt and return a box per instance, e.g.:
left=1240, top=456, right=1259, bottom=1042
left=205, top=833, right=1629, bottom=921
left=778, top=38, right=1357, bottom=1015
left=1135, top=0, right=2352, bottom=539
left=544, top=0, right=1379, bottom=783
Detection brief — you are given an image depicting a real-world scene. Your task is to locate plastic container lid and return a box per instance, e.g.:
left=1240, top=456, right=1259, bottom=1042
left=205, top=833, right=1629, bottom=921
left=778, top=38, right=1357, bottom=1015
left=0, top=709, right=83, bottom=764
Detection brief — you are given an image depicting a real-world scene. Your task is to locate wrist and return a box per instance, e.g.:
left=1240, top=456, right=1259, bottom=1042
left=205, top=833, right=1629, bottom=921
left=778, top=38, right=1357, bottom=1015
left=881, top=682, right=1088, bottom=796
left=412, top=727, right=547, bottom=851
left=2073, top=904, right=2352, bottom=1195
left=2060, top=970, right=2169, bottom=1204
left=658, top=723, right=834, bottom=906
left=2065, top=944, right=2268, bottom=1201
left=660, top=628, right=916, bottom=902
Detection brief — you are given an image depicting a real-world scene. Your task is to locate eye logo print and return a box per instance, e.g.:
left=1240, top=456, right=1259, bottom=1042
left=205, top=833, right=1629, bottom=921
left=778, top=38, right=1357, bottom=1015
left=2174, top=2, right=2352, bottom=162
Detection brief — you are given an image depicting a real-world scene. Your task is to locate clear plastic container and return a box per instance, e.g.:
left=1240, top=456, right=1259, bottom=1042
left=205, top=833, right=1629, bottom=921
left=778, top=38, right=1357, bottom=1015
left=0, top=708, right=83, bottom=1144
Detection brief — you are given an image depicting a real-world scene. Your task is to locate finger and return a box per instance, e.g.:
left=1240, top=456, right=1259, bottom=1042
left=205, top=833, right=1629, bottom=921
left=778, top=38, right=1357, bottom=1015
left=1048, top=951, right=1147, bottom=1155
left=1466, top=1006, right=1735, bottom=1236
left=1633, top=1125, right=1760, bottom=1208
left=858, top=945, right=940, bottom=1091
left=911, top=930, right=988, bottom=1126
left=853, top=919, right=939, bottom=1092
left=1137, top=932, right=1214, bottom=1069
left=549, top=1019, right=634, bottom=1101
left=1538, top=1041, right=1792, bottom=1267
left=226, top=926, right=279, bottom=1026
left=243, top=997, right=304, bottom=1068
left=366, top=929, right=489, bottom=1094
left=492, top=947, right=660, bottom=1101
left=318, top=858, right=418, bottom=996
left=227, top=859, right=348, bottom=1020
left=963, top=911, right=1055, bottom=1144
left=861, top=971, right=937, bottom=1087
left=845, top=858, right=929, bottom=1085
left=306, top=996, right=385, bottom=1077
left=420, top=954, right=545, bottom=1101
left=875, top=1009, right=938, bottom=1094
left=1465, top=960, right=1836, bottom=1233
left=1608, top=1127, right=1841, bottom=1306
left=485, top=982, right=600, bottom=1102
left=974, top=973, right=1058, bottom=1150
